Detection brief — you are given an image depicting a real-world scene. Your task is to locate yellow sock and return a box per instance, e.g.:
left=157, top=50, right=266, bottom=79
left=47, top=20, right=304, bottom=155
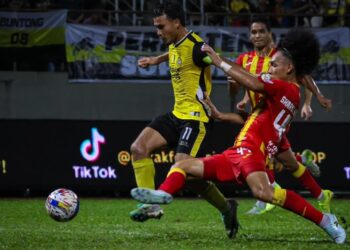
left=292, top=162, right=306, bottom=178
left=132, top=158, right=155, bottom=189
left=272, top=188, right=287, bottom=206
left=187, top=179, right=229, bottom=213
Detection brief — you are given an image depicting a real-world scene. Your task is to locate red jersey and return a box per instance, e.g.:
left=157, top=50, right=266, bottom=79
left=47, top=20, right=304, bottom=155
left=233, top=74, right=300, bottom=160
left=236, top=48, right=277, bottom=109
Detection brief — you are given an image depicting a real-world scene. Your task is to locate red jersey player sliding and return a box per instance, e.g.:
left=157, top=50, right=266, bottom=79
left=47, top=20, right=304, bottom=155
left=130, top=28, right=346, bottom=244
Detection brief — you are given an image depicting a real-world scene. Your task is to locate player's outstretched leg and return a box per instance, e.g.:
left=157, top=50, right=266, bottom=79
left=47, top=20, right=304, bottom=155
left=129, top=204, right=164, bottom=222
left=221, top=198, right=240, bottom=239
left=131, top=188, right=173, bottom=204
left=271, top=188, right=346, bottom=244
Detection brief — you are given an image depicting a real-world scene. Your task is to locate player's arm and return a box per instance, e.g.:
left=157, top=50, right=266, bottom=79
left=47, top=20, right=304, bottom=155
left=299, top=75, right=332, bottom=111
left=227, top=76, right=240, bottom=98
left=138, top=52, right=169, bottom=68
left=201, top=44, right=265, bottom=92
left=301, top=87, right=313, bottom=120
left=204, top=94, right=244, bottom=124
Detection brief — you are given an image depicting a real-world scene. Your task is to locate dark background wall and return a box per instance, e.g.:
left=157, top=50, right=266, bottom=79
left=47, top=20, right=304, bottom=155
left=0, top=71, right=349, bottom=196
left=0, top=71, right=349, bottom=122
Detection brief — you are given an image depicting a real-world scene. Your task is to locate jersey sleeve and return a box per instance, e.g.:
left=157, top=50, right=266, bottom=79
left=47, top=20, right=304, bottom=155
left=259, top=74, right=283, bottom=96
left=192, top=42, right=210, bottom=68
left=235, top=54, right=244, bottom=66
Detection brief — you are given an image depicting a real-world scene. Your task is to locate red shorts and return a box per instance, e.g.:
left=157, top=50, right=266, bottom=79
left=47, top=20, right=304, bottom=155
left=202, top=147, right=266, bottom=185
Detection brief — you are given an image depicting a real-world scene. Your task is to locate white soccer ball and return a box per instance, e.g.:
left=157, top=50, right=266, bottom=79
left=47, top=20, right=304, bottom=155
left=45, top=188, right=79, bottom=222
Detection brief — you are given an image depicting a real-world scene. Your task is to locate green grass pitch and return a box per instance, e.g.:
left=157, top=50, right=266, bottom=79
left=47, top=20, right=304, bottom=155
left=0, top=198, right=349, bottom=249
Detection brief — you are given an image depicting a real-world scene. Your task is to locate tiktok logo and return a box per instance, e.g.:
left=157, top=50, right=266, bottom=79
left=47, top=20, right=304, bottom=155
left=80, top=128, right=106, bottom=162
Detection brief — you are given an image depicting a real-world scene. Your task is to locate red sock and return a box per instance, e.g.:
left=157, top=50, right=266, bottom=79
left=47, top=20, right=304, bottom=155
left=298, top=170, right=322, bottom=198
left=159, top=171, right=186, bottom=194
left=283, top=190, right=323, bottom=224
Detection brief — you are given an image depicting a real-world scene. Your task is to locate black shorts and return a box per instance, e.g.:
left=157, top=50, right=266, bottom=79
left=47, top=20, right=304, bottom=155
left=148, top=112, right=211, bottom=157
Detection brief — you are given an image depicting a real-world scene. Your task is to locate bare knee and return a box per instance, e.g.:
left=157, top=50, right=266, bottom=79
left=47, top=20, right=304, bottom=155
left=171, top=161, right=188, bottom=171
left=130, top=141, right=149, bottom=160
left=174, top=153, right=192, bottom=162
left=282, top=161, right=298, bottom=171
left=171, top=158, right=202, bottom=176
left=251, top=185, right=274, bottom=203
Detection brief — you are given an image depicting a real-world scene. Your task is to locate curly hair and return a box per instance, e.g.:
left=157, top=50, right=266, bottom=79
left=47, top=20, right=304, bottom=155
left=154, top=0, right=186, bottom=26
left=278, top=28, right=320, bottom=77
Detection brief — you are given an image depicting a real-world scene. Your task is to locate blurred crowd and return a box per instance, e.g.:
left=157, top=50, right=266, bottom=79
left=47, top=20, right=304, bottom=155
left=0, top=0, right=111, bottom=25
left=227, top=0, right=350, bottom=27
left=0, top=0, right=349, bottom=27
left=0, top=0, right=349, bottom=72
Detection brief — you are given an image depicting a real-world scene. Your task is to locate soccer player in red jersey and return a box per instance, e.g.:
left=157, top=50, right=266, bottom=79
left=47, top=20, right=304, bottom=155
left=226, top=17, right=333, bottom=215
left=130, top=28, right=346, bottom=244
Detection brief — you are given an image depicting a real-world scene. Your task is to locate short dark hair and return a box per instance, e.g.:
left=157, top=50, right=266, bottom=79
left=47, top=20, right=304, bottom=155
left=249, top=17, right=271, bottom=32
left=278, top=28, right=320, bottom=77
left=154, top=0, right=186, bottom=26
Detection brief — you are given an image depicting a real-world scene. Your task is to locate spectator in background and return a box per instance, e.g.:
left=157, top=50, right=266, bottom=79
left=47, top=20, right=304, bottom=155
left=288, top=0, right=321, bottom=27
left=251, top=0, right=273, bottom=13
left=345, top=0, right=350, bottom=26
left=271, top=0, right=298, bottom=27
left=250, top=0, right=274, bottom=25
left=323, top=0, right=346, bottom=26
left=83, top=9, right=108, bottom=25
left=51, top=0, right=85, bottom=23
left=308, top=0, right=324, bottom=27
left=204, top=0, right=227, bottom=25
left=6, top=0, right=30, bottom=10
left=229, top=0, right=251, bottom=26
left=142, top=1, right=154, bottom=25
left=82, top=1, right=109, bottom=25
left=271, top=0, right=322, bottom=27
left=33, top=0, right=53, bottom=9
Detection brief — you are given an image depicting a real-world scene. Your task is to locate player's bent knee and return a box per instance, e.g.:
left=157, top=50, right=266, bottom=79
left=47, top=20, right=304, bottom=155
left=171, top=161, right=188, bottom=171
left=174, top=153, right=192, bottom=162
left=130, top=141, right=148, bottom=159
left=172, top=158, right=198, bottom=172
left=283, top=162, right=298, bottom=171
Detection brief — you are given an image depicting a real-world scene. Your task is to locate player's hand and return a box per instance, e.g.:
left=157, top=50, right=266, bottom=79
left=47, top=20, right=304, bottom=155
left=301, top=103, right=313, bottom=120
left=236, top=99, right=247, bottom=111
left=227, top=76, right=240, bottom=96
left=227, top=76, right=237, bottom=85
left=204, top=94, right=221, bottom=120
left=201, top=44, right=221, bottom=67
left=138, top=56, right=157, bottom=68
left=317, top=95, right=332, bottom=111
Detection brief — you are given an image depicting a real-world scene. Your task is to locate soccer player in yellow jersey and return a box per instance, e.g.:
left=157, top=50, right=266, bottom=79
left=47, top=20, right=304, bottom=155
left=221, top=17, right=333, bottom=215
left=129, top=0, right=240, bottom=238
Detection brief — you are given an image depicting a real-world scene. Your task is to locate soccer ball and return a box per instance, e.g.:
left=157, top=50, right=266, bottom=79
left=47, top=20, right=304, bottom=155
left=45, top=188, right=79, bottom=222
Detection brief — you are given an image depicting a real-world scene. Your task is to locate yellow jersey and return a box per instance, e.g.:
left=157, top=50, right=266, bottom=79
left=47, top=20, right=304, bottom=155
left=236, top=48, right=276, bottom=109
left=168, top=31, right=212, bottom=123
